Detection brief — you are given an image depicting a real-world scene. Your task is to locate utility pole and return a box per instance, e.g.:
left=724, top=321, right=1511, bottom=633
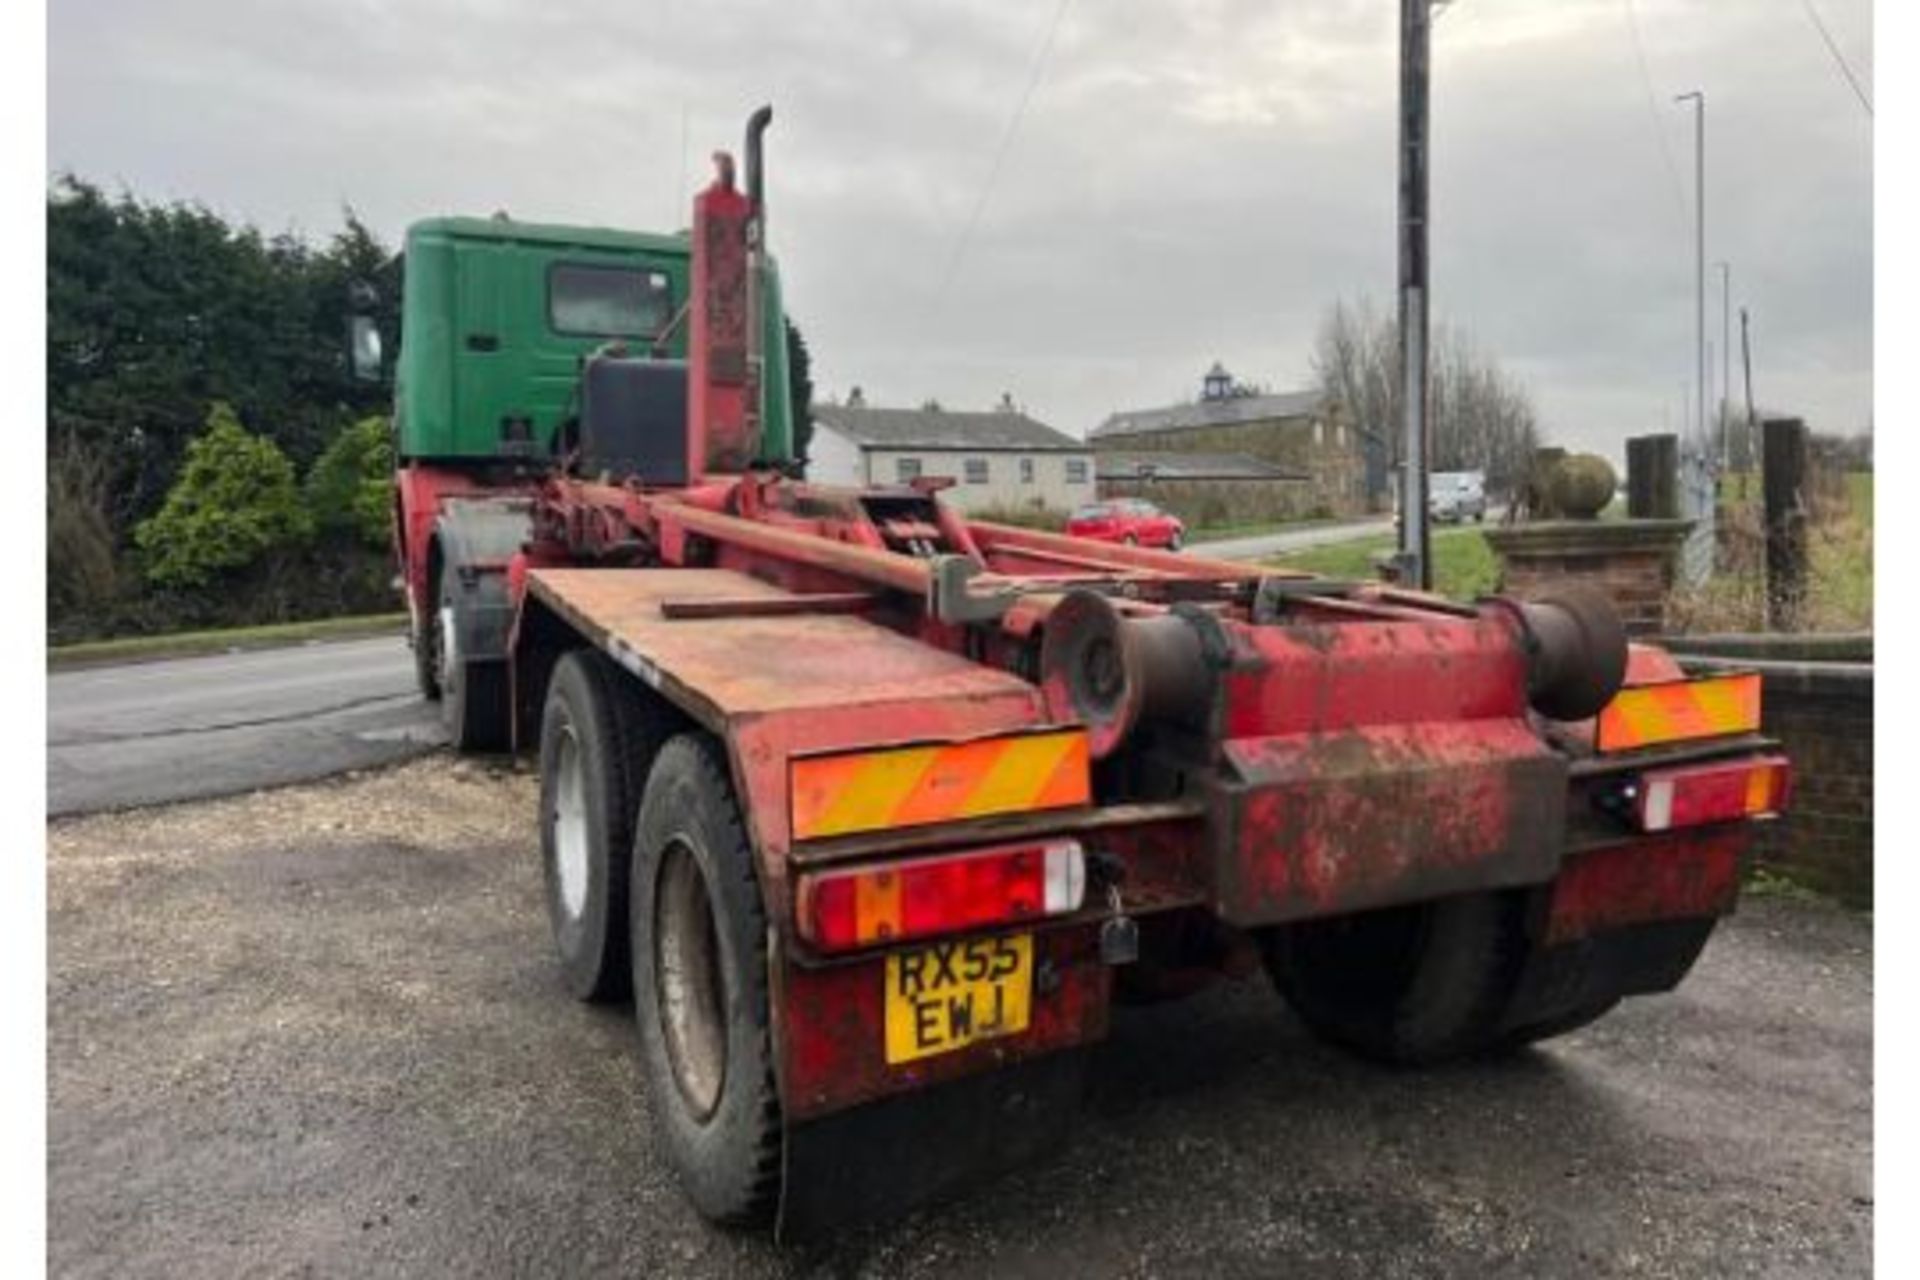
left=1675, top=91, right=1707, bottom=461
left=1740, top=305, right=1756, bottom=499
left=1716, top=260, right=1731, bottom=468
left=1395, top=0, right=1433, bottom=589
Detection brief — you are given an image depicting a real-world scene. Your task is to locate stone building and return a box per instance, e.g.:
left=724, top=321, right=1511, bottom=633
left=1090, top=364, right=1367, bottom=526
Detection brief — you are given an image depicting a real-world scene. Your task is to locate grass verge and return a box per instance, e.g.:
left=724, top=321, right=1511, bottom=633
left=1744, top=866, right=1860, bottom=912
left=1668, top=471, right=1871, bottom=633
left=49, top=612, right=409, bottom=671
left=1260, top=525, right=1500, bottom=600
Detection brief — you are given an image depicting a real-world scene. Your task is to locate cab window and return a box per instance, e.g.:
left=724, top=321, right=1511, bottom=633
left=549, top=263, right=674, bottom=337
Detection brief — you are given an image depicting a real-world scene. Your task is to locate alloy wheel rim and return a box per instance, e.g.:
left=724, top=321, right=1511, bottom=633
left=655, top=841, right=727, bottom=1121
left=552, top=727, right=589, bottom=920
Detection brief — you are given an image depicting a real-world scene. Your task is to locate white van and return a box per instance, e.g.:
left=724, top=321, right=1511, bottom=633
left=1429, top=471, right=1487, bottom=523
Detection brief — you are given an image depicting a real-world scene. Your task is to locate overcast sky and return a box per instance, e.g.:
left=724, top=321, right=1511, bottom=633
left=47, top=0, right=1872, bottom=460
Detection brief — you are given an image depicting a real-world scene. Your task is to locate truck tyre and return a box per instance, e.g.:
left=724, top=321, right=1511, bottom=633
left=631, top=733, right=780, bottom=1226
left=1259, top=891, right=1524, bottom=1065
left=412, top=606, right=442, bottom=701
left=539, top=651, right=650, bottom=1004
left=1497, top=998, right=1620, bottom=1050
left=438, top=572, right=510, bottom=753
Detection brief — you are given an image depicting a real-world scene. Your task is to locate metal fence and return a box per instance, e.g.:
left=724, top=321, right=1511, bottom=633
left=1677, top=442, right=1717, bottom=588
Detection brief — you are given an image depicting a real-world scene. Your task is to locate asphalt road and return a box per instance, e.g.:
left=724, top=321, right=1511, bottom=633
left=1190, top=515, right=1394, bottom=562
left=46, top=637, right=443, bottom=816
left=48, top=757, right=1872, bottom=1278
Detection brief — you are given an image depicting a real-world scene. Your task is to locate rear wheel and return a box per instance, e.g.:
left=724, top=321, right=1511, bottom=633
left=1259, top=892, right=1525, bottom=1065
left=1263, top=894, right=1717, bottom=1063
left=1123, top=533, right=1139, bottom=547
left=631, top=734, right=780, bottom=1225
left=1168, top=529, right=1185, bottom=551
left=538, top=651, right=656, bottom=1003
left=1498, top=998, right=1619, bottom=1049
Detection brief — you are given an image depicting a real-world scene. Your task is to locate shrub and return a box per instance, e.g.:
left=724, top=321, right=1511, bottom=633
left=47, top=433, right=122, bottom=627
left=308, top=415, right=394, bottom=548
left=972, top=502, right=1069, bottom=531
left=134, top=402, right=312, bottom=589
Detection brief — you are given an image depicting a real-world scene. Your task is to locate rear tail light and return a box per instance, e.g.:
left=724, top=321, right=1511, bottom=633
left=1633, top=755, right=1791, bottom=832
left=796, top=839, right=1086, bottom=953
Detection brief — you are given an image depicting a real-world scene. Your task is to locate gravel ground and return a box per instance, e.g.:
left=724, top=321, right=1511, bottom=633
left=48, top=756, right=1872, bottom=1278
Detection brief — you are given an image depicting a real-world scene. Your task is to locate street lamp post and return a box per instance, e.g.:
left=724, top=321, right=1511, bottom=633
left=1675, top=91, right=1707, bottom=460
left=1396, top=0, right=1433, bottom=590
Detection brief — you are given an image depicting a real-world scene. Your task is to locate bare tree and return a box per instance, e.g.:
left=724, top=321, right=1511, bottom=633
left=1311, top=298, right=1541, bottom=496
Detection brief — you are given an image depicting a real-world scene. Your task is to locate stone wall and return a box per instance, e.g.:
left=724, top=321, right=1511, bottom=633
left=1675, top=653, right=1873, bottom=906
left=1484, top=520, right=1692, bottom=635
left=1097, top=477, right=1316, bottom=527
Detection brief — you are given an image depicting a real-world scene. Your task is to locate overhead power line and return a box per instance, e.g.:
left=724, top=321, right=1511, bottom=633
left=932, top=0, right=1075, bottom=307
left=1797, top=0, right=1873, bottom=118
left=1619, top=0, right=1691, bottom=233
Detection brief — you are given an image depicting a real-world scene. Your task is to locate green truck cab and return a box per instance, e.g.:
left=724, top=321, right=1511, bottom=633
left=390, top=209, right=797, bottom=750
left=394, top=215, right=796, bottom=466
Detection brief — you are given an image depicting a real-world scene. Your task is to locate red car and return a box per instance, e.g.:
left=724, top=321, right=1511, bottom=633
left=1066, top=498, right=1186, bottom=550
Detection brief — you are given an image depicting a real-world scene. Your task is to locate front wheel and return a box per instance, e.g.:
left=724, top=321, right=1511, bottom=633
left=631, top=734, right=781, bottom=1225
left=410, top=587, right=441, bottom=702
left=438, top=572, right=510, bottom=753
left=1168, top=529, right=1185, bottom=552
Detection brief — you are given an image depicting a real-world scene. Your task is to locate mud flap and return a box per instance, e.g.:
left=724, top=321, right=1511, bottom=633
left=775, top=1049, right=1086, bottom=1241
left=1500, top=916, right=1718, bottom=1033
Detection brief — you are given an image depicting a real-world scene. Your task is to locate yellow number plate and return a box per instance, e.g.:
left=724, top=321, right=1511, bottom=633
left=883, top=934, right=1033, bottom=1065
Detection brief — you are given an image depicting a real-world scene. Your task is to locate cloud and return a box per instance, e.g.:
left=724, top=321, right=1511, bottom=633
left=48, top=0, right=1873, bottom=457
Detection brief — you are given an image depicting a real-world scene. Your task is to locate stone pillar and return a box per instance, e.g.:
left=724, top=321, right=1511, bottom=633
left=1483, top=520, right=1692, bottom=635
left=1626, top=434, right=1679, bottom=519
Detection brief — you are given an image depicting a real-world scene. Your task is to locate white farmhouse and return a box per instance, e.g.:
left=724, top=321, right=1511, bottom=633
left=808, top=395, right=1095, bottom=515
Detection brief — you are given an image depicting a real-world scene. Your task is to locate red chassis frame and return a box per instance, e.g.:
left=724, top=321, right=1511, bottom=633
left=502, top=468, right=1777, bottom=1127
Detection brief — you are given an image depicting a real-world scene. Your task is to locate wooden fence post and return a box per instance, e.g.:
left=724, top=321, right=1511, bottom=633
left=1763, top=416, right=1809, bottom=629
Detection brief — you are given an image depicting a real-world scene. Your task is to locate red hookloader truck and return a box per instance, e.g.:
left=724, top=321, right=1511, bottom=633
left=384, top=109, right=1789, bottom=1236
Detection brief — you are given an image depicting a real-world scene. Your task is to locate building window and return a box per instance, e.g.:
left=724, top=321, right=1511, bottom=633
left=965, top=458, right=989, bottom=485
left=1020, top=457, right=1035, bottom=484
left=1065, top=458, right=1089, bottom=484
left=895, top=456, right=922, bottom=482
left=1313, top=421, right=1325, bottom=446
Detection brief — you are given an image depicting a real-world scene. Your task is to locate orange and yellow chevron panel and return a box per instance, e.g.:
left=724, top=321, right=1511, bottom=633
left=1595, top=672, right=1762, bottom=753
left=790, top=730, right=1091, bottom=841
